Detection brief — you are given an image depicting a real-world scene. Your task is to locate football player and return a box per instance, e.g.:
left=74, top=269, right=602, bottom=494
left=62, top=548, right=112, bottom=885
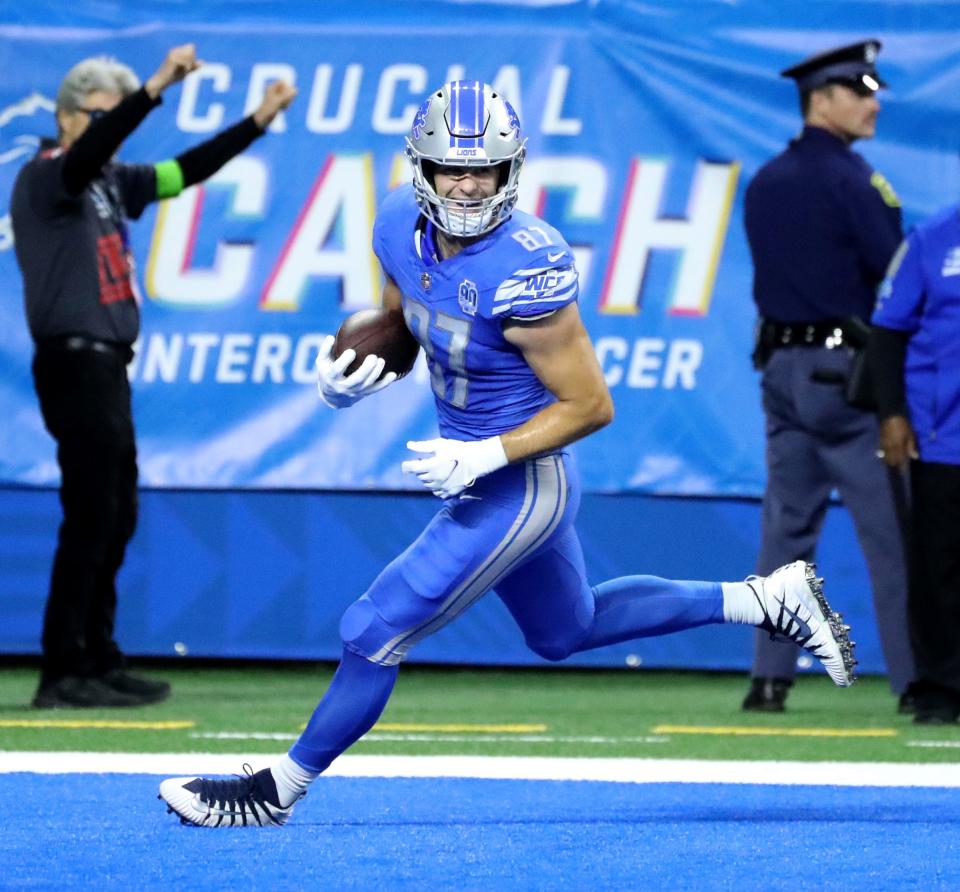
left=159, top=81, right=856, bottom=827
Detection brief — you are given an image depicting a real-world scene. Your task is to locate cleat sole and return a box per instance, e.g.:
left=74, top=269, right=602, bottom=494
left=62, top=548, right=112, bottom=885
left=805, top=563, right=857, bottom=687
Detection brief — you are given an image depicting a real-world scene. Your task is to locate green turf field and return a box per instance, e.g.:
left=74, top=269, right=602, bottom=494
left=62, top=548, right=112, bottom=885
left=2, top=663, right=959, bottom=763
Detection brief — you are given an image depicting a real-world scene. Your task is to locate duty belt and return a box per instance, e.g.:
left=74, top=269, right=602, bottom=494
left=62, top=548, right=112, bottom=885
left=37, top=335, right=134, bottom=363
left=762, top=319, right=858, bottom=350
left=752, top=316, right=871, bottom=371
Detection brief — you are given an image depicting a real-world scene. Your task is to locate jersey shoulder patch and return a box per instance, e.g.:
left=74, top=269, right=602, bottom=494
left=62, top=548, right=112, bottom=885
left=492, top=263, right=578, bottom=319
left=489, top=212, right=578, bottom=319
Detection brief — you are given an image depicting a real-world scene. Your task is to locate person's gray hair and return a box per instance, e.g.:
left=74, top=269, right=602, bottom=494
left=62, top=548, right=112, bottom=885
left=56, top=56, right=140, bottom=112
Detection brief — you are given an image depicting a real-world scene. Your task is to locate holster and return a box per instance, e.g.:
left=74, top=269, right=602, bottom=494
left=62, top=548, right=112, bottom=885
left=839, top=317, right=876, bottom=411
left=751, top=318, right=776, bottom=371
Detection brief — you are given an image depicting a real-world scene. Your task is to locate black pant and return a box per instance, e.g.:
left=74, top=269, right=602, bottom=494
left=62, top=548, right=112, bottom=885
left=32, top=343, right=137, bottom=684
left=909, top=460, right=960, bottom=692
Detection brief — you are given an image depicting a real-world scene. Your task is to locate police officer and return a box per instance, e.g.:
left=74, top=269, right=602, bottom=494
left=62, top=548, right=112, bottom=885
left=12, top=46, right=296, bottom=708
left=742, top=40, right=916, bottom=712
left=869, top=206, right=960, bottom=724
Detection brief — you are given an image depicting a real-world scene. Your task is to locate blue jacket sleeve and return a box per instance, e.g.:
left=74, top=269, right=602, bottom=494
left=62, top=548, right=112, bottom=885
left=871, top=233, right=925, bottom=333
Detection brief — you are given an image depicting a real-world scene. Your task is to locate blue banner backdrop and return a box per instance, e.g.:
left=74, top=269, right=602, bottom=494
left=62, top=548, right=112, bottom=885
left=1, top=1, right=957, bottom=495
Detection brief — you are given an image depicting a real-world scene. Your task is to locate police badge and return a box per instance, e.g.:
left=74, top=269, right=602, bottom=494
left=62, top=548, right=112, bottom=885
left=420, top=272, right=431, bottom=291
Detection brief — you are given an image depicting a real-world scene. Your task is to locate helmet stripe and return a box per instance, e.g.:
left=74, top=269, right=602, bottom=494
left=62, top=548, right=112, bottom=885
left=449, top=79, right=485, bottom=149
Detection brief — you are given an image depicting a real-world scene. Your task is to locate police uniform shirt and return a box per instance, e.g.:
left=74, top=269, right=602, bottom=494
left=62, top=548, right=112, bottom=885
left=744, top=125, right=903, bottom=323
left=11, top=140, right=156, bottom=345
left=872, top=206, right=960, bottom=464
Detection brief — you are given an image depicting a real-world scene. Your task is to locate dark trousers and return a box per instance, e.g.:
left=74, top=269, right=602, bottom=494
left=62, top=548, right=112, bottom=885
left=32, top=343, right=137, bottom=684
left=752, top=347, right=915, bottom=692
left=909, top=460, right=960, bottom=692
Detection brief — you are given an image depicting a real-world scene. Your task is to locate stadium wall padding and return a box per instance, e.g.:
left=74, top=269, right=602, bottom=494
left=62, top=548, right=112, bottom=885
left=0, top=487, right=883, bottom=674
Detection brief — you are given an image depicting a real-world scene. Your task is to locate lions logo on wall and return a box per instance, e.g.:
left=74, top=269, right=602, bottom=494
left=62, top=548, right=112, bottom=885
left=0, top=92, right=56, bottom=251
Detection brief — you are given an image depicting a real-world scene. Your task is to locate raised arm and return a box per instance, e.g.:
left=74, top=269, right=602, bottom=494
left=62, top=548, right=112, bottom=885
left=62, top=44, right=202, bottom=196
left=165, top=80, right=297, bottom=194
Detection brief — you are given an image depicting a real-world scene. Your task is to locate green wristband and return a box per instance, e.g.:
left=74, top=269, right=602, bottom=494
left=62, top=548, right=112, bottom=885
left=154, top=159, right=185, bottom=199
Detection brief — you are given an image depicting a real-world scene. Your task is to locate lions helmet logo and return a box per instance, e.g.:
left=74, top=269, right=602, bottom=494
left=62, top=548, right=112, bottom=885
left=0, top=92, right=56, bottom=251
left=411, top=99, right=431, bottom=141
left=503, top=99, right=522, bottom=142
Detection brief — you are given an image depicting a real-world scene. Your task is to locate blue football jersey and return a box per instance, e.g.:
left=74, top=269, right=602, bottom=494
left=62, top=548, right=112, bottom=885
left=373, top=184, right=579, bottom=440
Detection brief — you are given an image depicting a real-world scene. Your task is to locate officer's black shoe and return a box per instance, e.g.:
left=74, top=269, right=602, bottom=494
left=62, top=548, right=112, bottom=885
left=912, top=682, right=960, bottom=725
left=897, top=682, right=921, bottom=715
left=741, top=677, right=793, bottom=712
left=32, top=675, right=142, bottom=709
left=100, top=669, right=171, bottom=704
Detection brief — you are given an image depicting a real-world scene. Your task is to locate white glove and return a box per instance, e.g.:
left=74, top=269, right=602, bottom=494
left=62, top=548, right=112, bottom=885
left=402, top=436, right=508, bottom=499
left=315, top=335, right=397, bottom=409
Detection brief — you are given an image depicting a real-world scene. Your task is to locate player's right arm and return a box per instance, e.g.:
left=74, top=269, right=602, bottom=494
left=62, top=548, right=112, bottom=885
left=315, top=268, right=402, bottom=409
left=381, top=273, right=403, bottom=311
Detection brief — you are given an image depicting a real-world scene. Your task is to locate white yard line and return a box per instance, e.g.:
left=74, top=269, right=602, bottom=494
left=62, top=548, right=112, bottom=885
left=3, top=752, right=960, bottom=787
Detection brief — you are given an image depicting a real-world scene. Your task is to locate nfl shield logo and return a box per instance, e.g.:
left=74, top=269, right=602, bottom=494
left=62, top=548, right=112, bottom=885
left=458, top=278, right=479, bottom=316
left=420, top=272, right=431, bottom=291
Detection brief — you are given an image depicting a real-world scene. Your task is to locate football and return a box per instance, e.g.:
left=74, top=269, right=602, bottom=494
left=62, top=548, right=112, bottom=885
left=333, top=307, right=420, bottom=380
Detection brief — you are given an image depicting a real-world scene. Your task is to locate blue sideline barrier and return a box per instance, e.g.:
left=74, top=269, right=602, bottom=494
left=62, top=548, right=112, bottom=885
left=0, top=486, right=883, bottom=675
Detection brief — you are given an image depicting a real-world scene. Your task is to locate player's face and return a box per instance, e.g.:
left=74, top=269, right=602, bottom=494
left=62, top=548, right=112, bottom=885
left=811, top=83, right=880, bottom=143
left=433, top=166, right=500, bottom=202
left=57, top=90, right=123, bottom=147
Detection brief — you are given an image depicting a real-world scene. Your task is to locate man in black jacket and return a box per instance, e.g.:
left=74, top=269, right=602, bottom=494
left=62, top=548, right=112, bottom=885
left=11, top=44, right=296, bottom=708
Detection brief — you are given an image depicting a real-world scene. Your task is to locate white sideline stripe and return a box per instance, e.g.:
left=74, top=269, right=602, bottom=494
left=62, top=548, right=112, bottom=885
left=4, top=752, right=960, bottom=787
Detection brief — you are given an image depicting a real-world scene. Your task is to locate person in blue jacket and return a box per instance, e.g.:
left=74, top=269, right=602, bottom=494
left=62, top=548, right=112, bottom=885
left=742, top=40, right=917, bottom=713
left=869, top=208, right=960, bottom=723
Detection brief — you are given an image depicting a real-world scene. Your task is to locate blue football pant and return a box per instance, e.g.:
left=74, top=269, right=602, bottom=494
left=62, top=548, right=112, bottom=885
left=290, top=453, right=723, bottom=771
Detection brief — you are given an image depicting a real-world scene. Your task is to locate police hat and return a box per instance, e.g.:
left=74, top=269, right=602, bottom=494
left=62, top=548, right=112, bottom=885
left=780, top=40, right=887, bottom=95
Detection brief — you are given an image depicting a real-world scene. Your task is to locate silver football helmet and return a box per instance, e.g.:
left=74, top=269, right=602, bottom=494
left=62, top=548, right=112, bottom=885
left=405, top=80, right=527, bottom=238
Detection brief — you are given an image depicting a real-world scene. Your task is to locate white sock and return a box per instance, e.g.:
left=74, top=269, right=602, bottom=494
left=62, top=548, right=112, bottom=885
left=721, top=580, right=764, bottom=625
left=271, top=753, right=320, bottom=807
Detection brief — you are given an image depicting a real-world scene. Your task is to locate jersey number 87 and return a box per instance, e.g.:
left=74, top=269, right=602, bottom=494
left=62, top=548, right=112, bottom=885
left=403, top=299, right=471, bottom=409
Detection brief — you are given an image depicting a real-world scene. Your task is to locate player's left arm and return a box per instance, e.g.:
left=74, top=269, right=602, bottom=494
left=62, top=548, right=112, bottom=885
left=499, top=302, right=613, bottom=460
left=403, top=302, right=613, bottom=498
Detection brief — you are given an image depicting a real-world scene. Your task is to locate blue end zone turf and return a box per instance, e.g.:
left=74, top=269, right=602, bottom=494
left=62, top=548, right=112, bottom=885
left=3, top=775, right=960, bottom=890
